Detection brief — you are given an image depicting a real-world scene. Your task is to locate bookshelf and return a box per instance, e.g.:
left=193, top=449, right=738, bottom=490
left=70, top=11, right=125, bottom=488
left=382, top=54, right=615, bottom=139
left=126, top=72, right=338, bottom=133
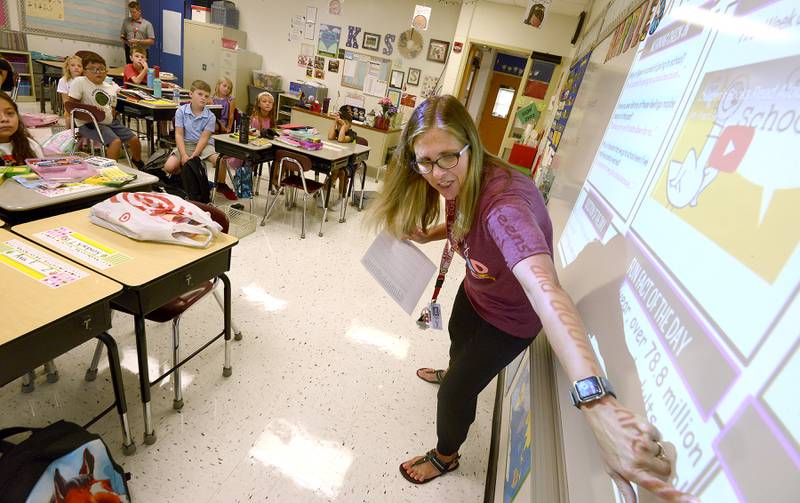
left=0, top=50, right=36, bottom=102
left=277, top=93, right=299, bottom=125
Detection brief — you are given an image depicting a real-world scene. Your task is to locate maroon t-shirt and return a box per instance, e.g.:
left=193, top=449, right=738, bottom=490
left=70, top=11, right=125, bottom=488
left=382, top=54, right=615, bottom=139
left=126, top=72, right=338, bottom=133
left=446, top=164, right=553, bottom=339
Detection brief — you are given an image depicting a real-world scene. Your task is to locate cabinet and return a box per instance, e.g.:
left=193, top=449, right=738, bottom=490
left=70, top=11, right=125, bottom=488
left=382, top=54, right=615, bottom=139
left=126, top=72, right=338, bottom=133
left=183, top=20, right=259, bottom=103
left=1, top=50, right=36, bottom=102
left=277, top=93, right=300, bottom=125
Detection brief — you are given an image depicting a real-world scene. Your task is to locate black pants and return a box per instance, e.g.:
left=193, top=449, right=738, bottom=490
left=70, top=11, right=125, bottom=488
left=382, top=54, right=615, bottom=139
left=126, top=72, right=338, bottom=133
left=437, top=282, right=532, bottom=456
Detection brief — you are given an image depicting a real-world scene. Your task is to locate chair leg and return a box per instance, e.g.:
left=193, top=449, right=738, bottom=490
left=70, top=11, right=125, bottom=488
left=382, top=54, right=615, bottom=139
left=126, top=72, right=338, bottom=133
left=45, top=360, right=59, bottom=383
left=21, top=370, right=35, bottom=393
left=301, top=193, right=307, bottom=239
left=319, top=198, right=327, bottom=237
left=122, top=142, right=132, bottom=168
left=260, top=182, right=282, bottom=226
left=172, top=317, right=184, bottom=410
left=212, top=289, right=242, bottom=340
left=359, top=163, right=367, bottom=211
left=85, top=339, right=104, bottom=381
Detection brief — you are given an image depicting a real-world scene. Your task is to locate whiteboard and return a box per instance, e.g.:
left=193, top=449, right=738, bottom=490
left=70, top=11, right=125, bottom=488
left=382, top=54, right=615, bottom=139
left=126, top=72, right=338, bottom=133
left=549, top=0, right=800, bottom=501
left=18, top=0, right=126, bottom=45
left=340, top=50, right=391, bottom=92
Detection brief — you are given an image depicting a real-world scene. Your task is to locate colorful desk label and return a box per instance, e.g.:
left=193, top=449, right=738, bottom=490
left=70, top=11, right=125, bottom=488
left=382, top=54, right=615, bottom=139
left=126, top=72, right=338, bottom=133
left=35, top=226, right=131, bottom=270
left=36, top=184, right=98, bottom=198
left=0, top=239, right=87, bottom=288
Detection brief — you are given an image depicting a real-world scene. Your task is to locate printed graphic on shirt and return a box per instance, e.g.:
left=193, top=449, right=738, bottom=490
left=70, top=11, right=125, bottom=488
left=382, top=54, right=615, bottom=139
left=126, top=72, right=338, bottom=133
left=93, top=88, right=112, bottom=108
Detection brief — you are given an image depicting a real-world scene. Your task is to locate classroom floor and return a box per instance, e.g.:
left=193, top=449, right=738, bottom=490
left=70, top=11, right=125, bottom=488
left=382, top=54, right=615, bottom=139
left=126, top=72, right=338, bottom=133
left=1, top=110, right=497, bottom=502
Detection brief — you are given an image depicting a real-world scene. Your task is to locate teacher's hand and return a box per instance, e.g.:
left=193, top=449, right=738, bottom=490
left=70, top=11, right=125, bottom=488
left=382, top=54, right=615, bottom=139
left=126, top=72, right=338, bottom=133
left=403, top=227, right=430, bottom=244
left=583, top=398, right=699, bottom=503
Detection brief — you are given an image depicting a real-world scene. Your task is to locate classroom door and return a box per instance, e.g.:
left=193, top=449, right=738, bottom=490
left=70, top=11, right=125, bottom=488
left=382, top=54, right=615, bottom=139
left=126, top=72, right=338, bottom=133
left=477, top=72, right=521, bottom=155
left=140, top=0, right=185, bottom=84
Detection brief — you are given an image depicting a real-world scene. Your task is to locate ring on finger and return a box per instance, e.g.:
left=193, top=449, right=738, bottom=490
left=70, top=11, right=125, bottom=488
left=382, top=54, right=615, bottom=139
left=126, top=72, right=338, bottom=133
left=655, top=441, right=666, bottom=460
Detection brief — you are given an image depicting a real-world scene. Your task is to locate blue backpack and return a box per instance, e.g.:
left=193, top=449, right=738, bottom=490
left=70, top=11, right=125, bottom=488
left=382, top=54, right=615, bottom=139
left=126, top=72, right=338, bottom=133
left=0, top=421, right=131, bottom=503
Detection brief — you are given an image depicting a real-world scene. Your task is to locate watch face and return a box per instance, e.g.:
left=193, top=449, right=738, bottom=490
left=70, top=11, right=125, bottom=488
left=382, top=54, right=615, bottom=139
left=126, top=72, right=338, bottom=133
left=576, top=377, right=602, bottom=400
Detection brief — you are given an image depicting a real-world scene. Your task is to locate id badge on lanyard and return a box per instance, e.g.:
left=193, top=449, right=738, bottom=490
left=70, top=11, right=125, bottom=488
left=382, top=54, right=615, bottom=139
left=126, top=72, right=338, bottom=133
left=417, top=204, right=457, bottom=331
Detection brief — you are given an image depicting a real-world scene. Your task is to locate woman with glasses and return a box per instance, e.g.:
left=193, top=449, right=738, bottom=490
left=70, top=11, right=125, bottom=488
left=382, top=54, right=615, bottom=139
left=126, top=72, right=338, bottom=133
left=371, top=95, right=695, bottom=502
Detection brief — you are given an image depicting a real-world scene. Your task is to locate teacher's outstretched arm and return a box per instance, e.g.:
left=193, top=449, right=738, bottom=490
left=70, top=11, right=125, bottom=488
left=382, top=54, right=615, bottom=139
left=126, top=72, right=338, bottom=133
left=512, top=253, right=698, bottom=503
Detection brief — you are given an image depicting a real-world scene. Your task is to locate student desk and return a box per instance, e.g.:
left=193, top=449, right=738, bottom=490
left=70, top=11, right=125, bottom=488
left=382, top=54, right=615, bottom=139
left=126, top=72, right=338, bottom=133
left=116, top=99, right=223, bottom=153
left=290, top=107, right=401, bottom=177
left=14, top=209, right=239, bottom=446
left=0, top=165, right=159, bottom=225
left=0, top=229, right=135, bottom=454
left=211, top=133, right=273, bottom=197
left=270, top=138, right=370, bottom=224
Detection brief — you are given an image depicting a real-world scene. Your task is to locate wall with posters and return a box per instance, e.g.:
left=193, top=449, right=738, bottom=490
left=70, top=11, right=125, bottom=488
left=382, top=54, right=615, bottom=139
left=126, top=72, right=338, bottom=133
left=546, top=0, right=800, bottom=501
left=237, top=0, right=460, bottom=116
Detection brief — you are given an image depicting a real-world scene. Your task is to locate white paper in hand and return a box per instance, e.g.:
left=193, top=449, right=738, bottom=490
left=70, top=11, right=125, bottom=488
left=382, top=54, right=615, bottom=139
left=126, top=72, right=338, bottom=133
left=361, top=231, right=437, bottom=315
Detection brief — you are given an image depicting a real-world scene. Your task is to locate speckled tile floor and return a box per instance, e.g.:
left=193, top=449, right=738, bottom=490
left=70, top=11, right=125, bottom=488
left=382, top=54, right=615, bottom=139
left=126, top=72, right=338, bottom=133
left=0, top=175, right=496, bottom=502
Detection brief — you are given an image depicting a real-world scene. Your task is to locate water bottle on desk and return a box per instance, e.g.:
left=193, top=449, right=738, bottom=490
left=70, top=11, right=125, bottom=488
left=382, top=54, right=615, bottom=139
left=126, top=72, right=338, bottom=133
left=153, top=78, right=162, bottom=98
left=239, top=110, right=250, bottom=144
left=146, top=68, right=155, bottom=88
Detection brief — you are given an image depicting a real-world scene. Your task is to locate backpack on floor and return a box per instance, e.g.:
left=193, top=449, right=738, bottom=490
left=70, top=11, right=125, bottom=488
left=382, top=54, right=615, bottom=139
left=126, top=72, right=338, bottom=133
left=141, top=149, right=188, bottom=199
left=0, top=421, right=132, bottom=503
left=181, top=157, right=211, bottom=204
left=233, top=163, right=253, bottom=199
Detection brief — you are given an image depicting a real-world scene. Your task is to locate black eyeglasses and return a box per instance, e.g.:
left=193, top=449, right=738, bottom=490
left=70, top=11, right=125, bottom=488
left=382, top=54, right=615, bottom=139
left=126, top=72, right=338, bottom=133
left=413, top=144, right=470, bottom=174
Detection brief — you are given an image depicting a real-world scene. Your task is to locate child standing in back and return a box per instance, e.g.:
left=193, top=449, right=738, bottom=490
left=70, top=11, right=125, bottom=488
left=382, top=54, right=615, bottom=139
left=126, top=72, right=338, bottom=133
left=0, top=91, right=44, bottom=165
left=56, top=55, right=83, bottom=128
left=212, top=77, right=236, bottom=133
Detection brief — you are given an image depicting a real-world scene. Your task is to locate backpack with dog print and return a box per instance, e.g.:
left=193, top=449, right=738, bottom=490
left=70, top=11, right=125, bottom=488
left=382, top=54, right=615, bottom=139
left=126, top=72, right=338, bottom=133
left=0, top=421, right=131, bottom=503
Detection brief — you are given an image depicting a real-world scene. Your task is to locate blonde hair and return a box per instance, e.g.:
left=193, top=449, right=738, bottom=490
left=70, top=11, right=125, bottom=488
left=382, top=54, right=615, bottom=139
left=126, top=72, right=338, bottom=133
left=214, top=77, right=233, bottom=97
left=131, top=47, right=147, bottom=58
left=253, top=91, right=276, bottom=124
left=62, top=55, right=83, bottom=81
left=369, top=95, right=508, bottom=242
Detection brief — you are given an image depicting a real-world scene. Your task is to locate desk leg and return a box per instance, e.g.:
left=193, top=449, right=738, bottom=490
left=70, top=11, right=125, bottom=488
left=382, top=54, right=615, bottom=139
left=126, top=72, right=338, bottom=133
left=97, top=332, right=136, bottom=455
left=39, top=67, right=46, bottom=113
left=359, top=163, right=367, bottom=211
left=320, top=173, right=332, bottom=237
left=146, top=119, right=154, bottom=155
left=134, top=315, right=156, bottom=445
left=340, top=169, right=353, bottom=223
left=212, top=155, right=222, bottom=202
left=220, top=273, right=233, bottom=377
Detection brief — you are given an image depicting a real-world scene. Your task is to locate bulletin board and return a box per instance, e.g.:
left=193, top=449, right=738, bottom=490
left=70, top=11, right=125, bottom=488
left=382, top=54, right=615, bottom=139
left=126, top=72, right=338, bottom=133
left=340, top=50, right=391, bottom=95
left=18, top=0, right=126, bottom=45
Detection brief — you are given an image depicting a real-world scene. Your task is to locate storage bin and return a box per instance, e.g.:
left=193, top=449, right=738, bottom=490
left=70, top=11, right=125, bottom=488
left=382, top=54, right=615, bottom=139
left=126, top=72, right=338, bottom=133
left=211, top=0, right=239, bottom=29
left=219, top=205, right=257, bottom=238
left=252, top=70, right=281, bottom=90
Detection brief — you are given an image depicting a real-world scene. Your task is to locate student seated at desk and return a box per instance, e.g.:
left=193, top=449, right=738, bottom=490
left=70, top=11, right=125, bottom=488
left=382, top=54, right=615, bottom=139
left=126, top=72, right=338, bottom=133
left=212, top=77, right=236, bottom=134
left=123, top=47, right=148, bottom=86
left=57, top=55, right=83, bottom=128
left=65, top=54, right=144, bottom=169
left=324, top=107, right=357, bottom=207
left=251, top=91, right=275, bottom=131
left=164, top=80, right=237, bottom=199
left=0, top=91, right=44, bottom=165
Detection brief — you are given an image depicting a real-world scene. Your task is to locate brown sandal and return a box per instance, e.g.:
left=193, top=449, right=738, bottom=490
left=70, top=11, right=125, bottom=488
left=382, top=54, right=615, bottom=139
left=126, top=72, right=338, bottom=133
left=399, top=449, right=460, bottom=484
left=416, top=368, right=446, bottom=384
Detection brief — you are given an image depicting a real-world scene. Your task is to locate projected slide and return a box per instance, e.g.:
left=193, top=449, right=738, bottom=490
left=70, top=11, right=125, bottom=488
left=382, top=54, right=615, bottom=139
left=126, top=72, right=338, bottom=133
left=556, top=0, right=800, bottom=501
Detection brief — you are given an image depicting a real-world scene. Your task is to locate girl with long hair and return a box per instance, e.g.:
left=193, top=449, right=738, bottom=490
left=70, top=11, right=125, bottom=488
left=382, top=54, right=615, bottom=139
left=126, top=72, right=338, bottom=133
left=0, top=91, right=43, bottom=165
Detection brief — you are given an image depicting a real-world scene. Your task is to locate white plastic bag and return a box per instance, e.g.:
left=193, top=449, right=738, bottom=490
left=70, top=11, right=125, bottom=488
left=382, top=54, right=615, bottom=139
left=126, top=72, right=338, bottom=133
left=90, top=192, right=223, bottom=248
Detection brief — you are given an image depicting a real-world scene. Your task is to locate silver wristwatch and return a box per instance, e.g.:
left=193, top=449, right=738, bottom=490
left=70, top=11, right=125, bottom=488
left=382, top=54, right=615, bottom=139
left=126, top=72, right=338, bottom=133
left=570, top=376, right=616, bottom=408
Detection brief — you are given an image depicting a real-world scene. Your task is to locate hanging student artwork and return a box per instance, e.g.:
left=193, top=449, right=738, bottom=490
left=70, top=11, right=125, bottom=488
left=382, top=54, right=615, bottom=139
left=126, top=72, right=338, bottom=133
left=328, top=59, right=340, bottom=73
left=318, top=24, right=341, bottom=58
left=523, top=0, right=551, bottom=28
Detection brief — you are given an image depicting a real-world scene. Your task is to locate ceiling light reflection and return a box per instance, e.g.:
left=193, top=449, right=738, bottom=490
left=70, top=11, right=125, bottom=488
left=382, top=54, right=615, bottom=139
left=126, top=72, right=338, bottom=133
left=250, top=419, right=352, bottom=498
left=241, top=283, right=288, bottom=312
left=672, top=5, right=795, bottom=42
left=346, top=321, right=409, bottom=360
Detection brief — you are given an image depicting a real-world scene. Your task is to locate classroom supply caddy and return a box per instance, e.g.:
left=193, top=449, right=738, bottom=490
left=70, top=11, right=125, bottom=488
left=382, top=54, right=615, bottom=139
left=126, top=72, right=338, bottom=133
left=218, top=205, right=257, bottom=238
